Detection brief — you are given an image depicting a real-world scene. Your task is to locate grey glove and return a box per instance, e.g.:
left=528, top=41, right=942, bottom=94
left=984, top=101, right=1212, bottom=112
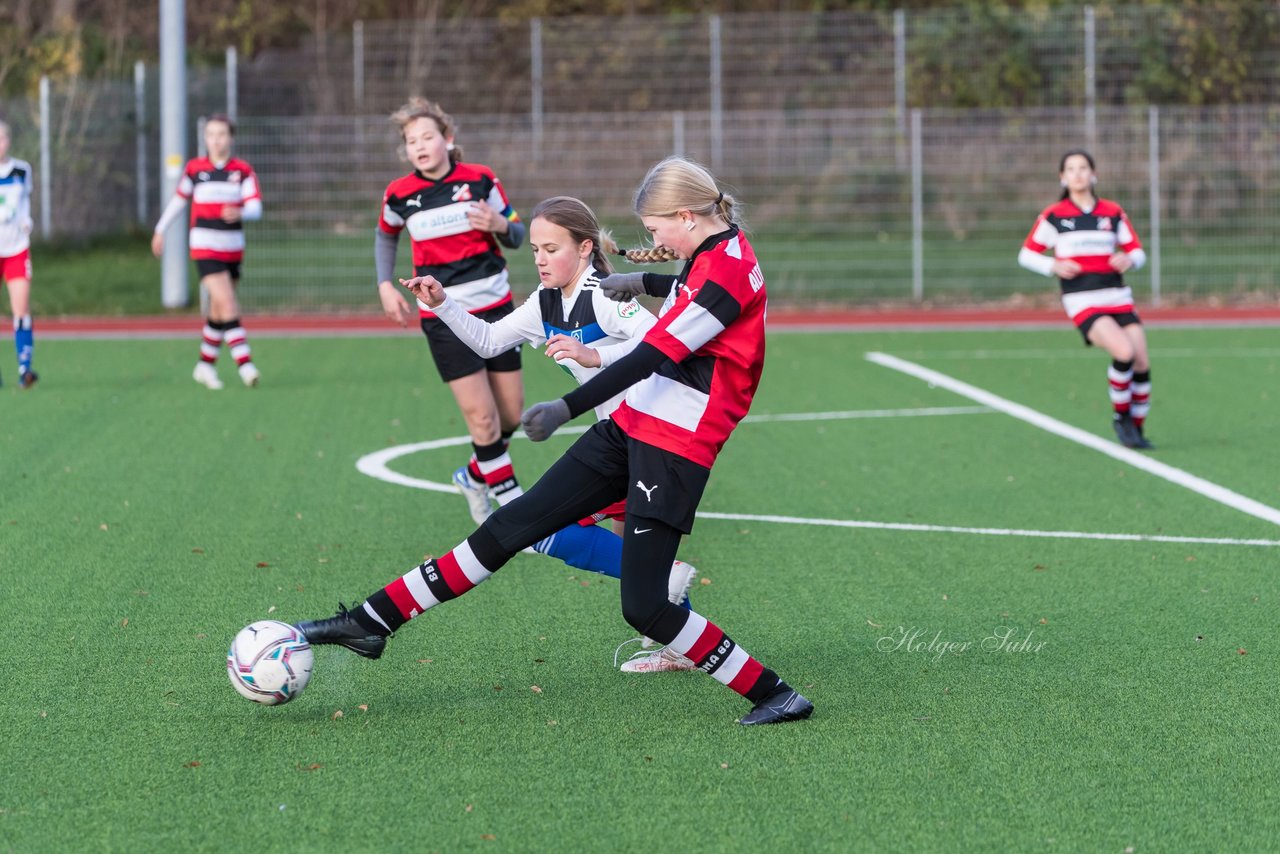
left=597, top=272, right=646, bottom=302
left=521, top=399, right=571, bottom=442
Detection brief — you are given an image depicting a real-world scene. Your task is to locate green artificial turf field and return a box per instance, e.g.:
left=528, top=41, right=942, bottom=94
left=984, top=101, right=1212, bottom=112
left=2, top=326, right=1278, bottom=851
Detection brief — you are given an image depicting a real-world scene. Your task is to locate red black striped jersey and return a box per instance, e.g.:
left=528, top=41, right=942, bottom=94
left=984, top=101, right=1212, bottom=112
left=176, top=157, right=260, bottom=262
left=1022, top=197, right=1142, bottom=294
left=611, top=227, right=767, bottom=469
left=378, top=162, right=520, bottom=315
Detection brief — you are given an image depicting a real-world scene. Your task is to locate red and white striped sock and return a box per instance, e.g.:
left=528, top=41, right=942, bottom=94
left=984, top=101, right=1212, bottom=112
left=1108, top=358, right=1134, bottom=416
left=474, top=439, right=522, bottom=506
left=665, top=610, right=781, bottom=703
left=200, top=322, right=223, bottom=364
left=224, top=319, right=253, bottom=367
left=1131, top=370, right=1151, bottom=428
left=355, top=529, right=511, bottom=634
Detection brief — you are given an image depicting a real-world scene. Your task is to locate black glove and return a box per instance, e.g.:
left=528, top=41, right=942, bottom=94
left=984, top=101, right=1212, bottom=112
left=597, top=272, right=646, bottom=302
left=521, top=399, right=572, bottom=442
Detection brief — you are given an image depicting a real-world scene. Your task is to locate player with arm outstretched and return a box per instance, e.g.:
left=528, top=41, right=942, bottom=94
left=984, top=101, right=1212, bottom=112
left=402, top=195, right=699, bottom=673
left=295, top=157, right=812, bottom=726
left=152, top=113, right=263, bottom=390
left=1019, top=148, right=1154, bottom=449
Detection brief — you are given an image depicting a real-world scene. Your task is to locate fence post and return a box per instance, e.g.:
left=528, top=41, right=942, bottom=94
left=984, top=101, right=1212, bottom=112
left=225, top=46, right=238, bottom=121
left=530, top=18, right=543, bottom=163
left=709, top=14, right=723, bottom=171
left=1147, top=105, right=1161, bottom=307
left=1084, top=6, right=1096, bottom=149
left=895, top=8, right=907, bottom=169
left=352, top=20, right=364, bottom=105
left=135, top=61, right=147, bottom=225
left=37, top=76, right=51, bottom=239
left=672, top=111, right=685, bottom=156
left=197, top=116, right=207, bottom=158
left=911, top=108, right=923, bottom=302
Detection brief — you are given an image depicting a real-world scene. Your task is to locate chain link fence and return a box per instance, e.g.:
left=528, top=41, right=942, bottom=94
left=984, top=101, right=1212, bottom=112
left=1, top=7, right=1278, bottom=309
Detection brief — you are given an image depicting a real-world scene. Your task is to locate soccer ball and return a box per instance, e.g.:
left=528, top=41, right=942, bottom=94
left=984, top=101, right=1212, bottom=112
left=226, top=620, right=313, bottom=705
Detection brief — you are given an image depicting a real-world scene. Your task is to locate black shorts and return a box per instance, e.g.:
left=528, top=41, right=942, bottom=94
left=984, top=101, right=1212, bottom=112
left=421, top=303, right=523, bottom=382
left=195, top=259, right=241, bottom=280
left=567, top=419, right=711, bottom=534
left=1077, top=309, right=1141, bottom=345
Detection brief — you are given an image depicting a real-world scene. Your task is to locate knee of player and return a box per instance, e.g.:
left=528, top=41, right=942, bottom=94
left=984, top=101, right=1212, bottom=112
left=620, top=597, right=666, bottom=636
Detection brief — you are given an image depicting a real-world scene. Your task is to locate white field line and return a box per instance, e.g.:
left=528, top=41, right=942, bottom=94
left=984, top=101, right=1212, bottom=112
left=697, top=512, right=1280, bottom=548
left=355, top=406, right=1280, bottom=548
left=892, top=347, right=1280, bottom=360
left=866, top=351, right=1280, bottom=528
left=356, top=407, right=991, bottom=494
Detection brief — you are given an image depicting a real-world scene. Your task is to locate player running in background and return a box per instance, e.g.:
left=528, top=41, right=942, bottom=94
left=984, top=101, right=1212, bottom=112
left=296, top=157, right=814, bottom=725
left=0, top=120, right=37, bottom=389
left=374, top=98, right=527, bottom=524
left=402, top=194, right=698, bottom=673
left=1018, top=149, right=1154, bottom=449
left=152, top=114, right=263, bottom=390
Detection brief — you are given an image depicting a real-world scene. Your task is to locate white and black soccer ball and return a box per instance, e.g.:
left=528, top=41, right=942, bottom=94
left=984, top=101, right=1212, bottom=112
left=226, top=620, right=313, bottom=705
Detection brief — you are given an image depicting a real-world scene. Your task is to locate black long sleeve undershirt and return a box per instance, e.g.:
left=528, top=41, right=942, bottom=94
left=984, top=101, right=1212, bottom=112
left=641, top=272, right=678, bottom=297
left=562, top=341, right=669, bottom=419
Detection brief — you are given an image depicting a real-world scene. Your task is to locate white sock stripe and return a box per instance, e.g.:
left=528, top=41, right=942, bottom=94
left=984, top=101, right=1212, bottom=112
left=709, top=643, right=751, bottom=686
left=1107, top=366, right=1134, bottom=382
left=452, top=540, right=493, bottom=584
left=476, top=452, right=512, bottom=474
left=1131, top=382, right=1152, bottom=394
left=668, top=611, right=709, bottom=655
left=1109, top=389, right=1132, bottom=403
left=200, top=344, right=220, bottom=359
left=493, top=486, right=523, bottom=505
left=402, top=564, right=440, bottom=612
left=16, top=315, right=32, bottom=331
left=361, top=602, right=391, bottom=632
left=229, top=343, right=251, bottom=359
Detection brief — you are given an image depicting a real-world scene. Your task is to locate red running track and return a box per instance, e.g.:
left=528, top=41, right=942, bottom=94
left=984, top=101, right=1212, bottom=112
left=30, top=305, right=1280, bottom=338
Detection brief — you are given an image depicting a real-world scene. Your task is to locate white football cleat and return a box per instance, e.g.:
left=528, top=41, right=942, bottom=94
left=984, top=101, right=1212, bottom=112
left=642, top=560, right=698, bottom=648
left=620, top=645, right=697, bottom=674
left=452, top=465, right=494, bottom=525
left=238, top=362, right=261, bottom=387
left=193, top=361, right=224, bottom=390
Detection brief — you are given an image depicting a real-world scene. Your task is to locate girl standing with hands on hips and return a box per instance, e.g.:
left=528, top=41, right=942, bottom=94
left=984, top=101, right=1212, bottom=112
left=374, top=98, right=528, bottom=523
left=296, top=158, right=813, bottom=725
left=1019, top=149, right=1154, bottom=449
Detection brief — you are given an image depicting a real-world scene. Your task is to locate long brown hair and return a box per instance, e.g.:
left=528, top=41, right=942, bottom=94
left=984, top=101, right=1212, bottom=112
left=530, top=196, right=616, bottom=275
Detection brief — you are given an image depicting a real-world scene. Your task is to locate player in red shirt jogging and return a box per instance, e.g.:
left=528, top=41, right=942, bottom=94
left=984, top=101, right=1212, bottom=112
left=296, top=157, right=813, bottom=726
left=374, top=99, right=528, bottom=522
left=1019, top=149, right=1154, bottom=449
left=152, top=114, right=262, bottom=390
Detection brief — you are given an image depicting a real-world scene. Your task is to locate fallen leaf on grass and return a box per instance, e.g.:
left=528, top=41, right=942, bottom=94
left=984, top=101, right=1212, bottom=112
left=416, top=658, right=433, bottom=664
left=465, top=804, right=473, bottom=812
left=1038, top=618, right=1048, bottom=625
left=358, top=704, right=369, bottom=712
left=297, top=763, right=322, bottom=772
left=99, top=524, right=109, bottom=531
left=866, top=619, right=883, bottom=628
left=719, top=762, right=729, bottom=769
left=1238, top=648, right=1248, bottom=655
left=121, top=618, right=129, bottom=628
left=184, top=761, right=201, bottom=768
left=256, top=562, right=270, bottom=568
left=530, top=685, right=543, bottom=694
left=191, top=548, right=204, bottom=554
left=699, top=578, right=712, bottom=586
left=481, top=834, right=496, bottom=841
left=267, top=606, right=277, bottom=614
left=331, top=710, right=344, bottom=720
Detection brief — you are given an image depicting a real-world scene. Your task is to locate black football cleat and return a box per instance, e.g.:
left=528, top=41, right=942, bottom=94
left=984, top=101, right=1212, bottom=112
left=1112, top=413, right=1141, bottom=448
left=18, top=370, right=38, bottom=390
left=295, top=603, right=387, bottom=659
left=738, top=684, right=814, bottom=726
left=1131, top=424, right=1155, bottom=450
